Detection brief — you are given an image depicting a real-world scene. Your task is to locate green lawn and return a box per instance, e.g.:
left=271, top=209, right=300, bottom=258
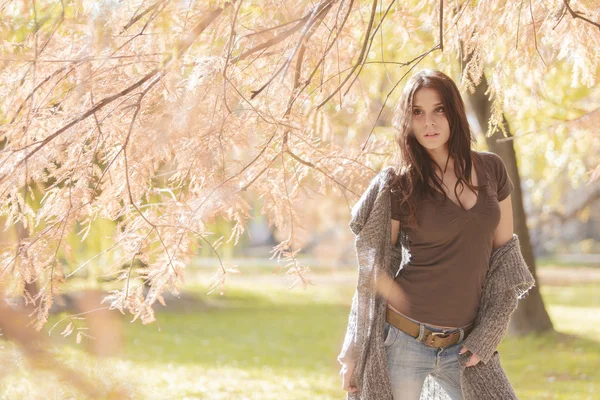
left=1, top=271, right=599, bottom=399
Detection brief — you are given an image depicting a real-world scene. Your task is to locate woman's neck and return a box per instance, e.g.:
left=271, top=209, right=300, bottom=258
left=427, top=147, right=453, bottom=175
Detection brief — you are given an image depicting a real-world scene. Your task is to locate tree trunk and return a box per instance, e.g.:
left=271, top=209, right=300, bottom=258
left=465, top=73, right=554, bottom=334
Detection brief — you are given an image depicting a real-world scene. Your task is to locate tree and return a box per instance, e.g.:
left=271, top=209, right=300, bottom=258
left=465, top=72, right=554, bottom=334
left=0, top=0, right=598, bottom=330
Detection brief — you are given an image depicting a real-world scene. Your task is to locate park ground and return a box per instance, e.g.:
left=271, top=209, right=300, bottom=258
left=1, top=263, right=599, bottom=399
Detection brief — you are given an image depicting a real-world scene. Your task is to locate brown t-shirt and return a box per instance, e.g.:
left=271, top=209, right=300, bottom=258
left=390, top=151, right=514, bottom=327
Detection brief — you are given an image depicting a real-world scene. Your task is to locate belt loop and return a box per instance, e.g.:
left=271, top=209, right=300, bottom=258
left=416, top=324, right=424, bottom=341
left=458, top=327, right=464, bottom=343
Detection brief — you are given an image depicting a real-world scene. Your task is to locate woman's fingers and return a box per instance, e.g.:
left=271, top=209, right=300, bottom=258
left=341, top=364, right=359, bottom=393
left=344, top=383, right=358, bottom=393
left=343, top=382, right=359, bottom=392
left=459, top=346, right=481, bottom=367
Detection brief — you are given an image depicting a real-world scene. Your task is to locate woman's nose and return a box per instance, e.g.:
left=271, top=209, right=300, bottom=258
left=425, top=113, right=435, bottom=127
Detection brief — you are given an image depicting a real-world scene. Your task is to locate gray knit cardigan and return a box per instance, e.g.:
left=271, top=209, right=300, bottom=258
left=338, top=166, right=536, bottom=400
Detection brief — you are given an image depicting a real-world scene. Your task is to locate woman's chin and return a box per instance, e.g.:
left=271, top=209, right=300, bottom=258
left=418, top=141, right=448, bottom=151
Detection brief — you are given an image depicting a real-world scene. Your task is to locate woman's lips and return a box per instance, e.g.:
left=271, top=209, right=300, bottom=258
left=425, top=132, right=440, bottom=138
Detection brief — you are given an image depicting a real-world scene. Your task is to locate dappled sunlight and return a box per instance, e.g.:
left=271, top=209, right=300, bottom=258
left=1, top=271, right=598, bottom=398
left=546, top=304, right=600, bottom=338
left=0, top=0, right=597, bottom=398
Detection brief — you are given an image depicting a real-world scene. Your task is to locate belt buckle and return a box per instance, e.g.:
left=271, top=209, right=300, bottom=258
left=423, top=331, right=449, bottom=348
left=425, top=330, right=457, bottom=348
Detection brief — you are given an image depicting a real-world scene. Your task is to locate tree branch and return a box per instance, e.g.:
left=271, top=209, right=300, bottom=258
left=229, top=6, right=315, bottom=64
left=250, top=0, right=333, bottom=100
left=563, top=0, right=600, bottom=31
left=120, top=0, right=169, bottom=34
left=529, top=0, right=547, bottom=66
left=360, top=45, right=440, bottom=151
left=439, top=0, right=444, bottom=51
left=316, top=0, right=379, bottom=109
left=284, top=0, right=355, bottom=114
left=0, top=3, right=232, bottom=185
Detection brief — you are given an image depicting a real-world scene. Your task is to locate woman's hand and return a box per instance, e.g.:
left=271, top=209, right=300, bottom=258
left=340, top=362, right=359, bottom=394
left=459, top=346, right=481, bottom=367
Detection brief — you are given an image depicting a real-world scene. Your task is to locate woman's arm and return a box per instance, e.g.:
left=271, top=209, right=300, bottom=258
left=460, top=194, right=518, bottom=365
left=391, top=219, right=400, bottom=246
left=337, top=290, right=358, bottom=366
left=373, top=219, right=403, bottom=309
left=492, top=195, right=513, bottom=251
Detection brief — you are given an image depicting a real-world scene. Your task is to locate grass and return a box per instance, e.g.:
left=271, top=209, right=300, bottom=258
left=502, top=283, right=600, bottom=400
left=537, top=258, right=599, bottom=269
left=0, top=270, right=599, bottom=399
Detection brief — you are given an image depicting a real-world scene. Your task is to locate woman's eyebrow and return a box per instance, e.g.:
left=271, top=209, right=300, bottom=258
left=413, top=102, right=443, bottom=108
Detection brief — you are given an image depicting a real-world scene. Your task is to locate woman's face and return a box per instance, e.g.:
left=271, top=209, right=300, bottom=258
left=410, top=87, right=450, bottom=152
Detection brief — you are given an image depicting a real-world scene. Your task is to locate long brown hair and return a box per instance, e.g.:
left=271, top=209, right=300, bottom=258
left=389, top=69, right=484, bottom=228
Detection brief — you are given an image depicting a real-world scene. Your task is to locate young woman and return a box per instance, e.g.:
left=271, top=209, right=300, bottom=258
left=340, top=69, right=515, bottom=399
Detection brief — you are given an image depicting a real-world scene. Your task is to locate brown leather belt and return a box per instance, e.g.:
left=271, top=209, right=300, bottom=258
left=386, top=307, right=474, bottom=349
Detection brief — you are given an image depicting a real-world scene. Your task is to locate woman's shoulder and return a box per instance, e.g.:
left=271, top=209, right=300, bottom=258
left=355, top=166, right=398, bottom=202
left=380, top=165, right=398, bottom=180
left=381, top=166, right=406, bottom=189
left=375, top=166, right=401, bottom=190
left=473, top=150, right=513, bottom=199
left=473, top=150, right=509, bottom=177
left=473, top=150, right=502, bottom=163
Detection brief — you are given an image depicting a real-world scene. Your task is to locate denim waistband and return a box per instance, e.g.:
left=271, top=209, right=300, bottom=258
left=387, top=304, right=473, bottom=333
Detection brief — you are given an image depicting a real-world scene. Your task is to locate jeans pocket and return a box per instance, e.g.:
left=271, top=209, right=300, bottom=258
left=383, top=322, right=398, bottom=349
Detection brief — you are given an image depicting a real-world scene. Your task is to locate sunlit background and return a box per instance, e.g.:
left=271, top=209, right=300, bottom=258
left=0, top=0, right=598, bottom=399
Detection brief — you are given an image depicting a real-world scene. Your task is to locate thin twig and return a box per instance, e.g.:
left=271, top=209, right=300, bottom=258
left=343, top=0, right=397, bottom=97
left=516, top=0, right=524, bottom=49
left=0, top=3, right=231, bottom=184
left=361, top=45, right=441, bottom=151
left=316, top=0, right=379, bottom=109
left=551, top=2, right=567, bottom=30
left=223, top=0, right=244, bottom=113
left=229, top=8, right=313, bottom=64
left=285, top=0, right=355, bottom=114
left=563, top=0, right=600, bottom=30
left=249, top=0, right=333, bottom=100
left=529, top=0, right=547, bottom=67
left=439, top=0, right=444, bottom=51
left=120, top=0, right=169, bottom=34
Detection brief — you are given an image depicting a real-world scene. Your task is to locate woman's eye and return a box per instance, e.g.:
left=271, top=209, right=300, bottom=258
left=413, top=108, right=443, bottom=115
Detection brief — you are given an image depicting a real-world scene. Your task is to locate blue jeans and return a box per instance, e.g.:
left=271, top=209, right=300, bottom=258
left=384, top=320, right=465, bottom=400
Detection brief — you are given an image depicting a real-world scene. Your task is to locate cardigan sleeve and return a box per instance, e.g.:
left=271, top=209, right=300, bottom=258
left=349, top=167, right=393, bottom=235
left=460, top=288, right=518, bottom=364
left=337, top=289, right=359, bottom=366
left=339, top=166, right=396, bottom=366
left=462, top=234, right=535, bottom=364
left=338, top=243, right=404, bottom=366
left=338, top=172, right=380, bottom=365
left=339, top=171, right=379, bottom=366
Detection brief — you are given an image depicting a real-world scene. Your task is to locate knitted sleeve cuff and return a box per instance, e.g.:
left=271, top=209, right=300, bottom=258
left=338, top=290, right=359, bottom=366
left=462, top=289, right=518, bottom=364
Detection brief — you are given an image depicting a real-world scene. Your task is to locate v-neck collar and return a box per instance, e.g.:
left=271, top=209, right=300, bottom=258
left=431, top=155, right=486, bottom=213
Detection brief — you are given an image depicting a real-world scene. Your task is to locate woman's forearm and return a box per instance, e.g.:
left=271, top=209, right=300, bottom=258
left=374, top=272, right=405, bottom=312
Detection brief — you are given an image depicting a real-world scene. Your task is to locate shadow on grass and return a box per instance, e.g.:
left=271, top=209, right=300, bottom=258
left=121, top=301, right=350, bottom=371
left=501, top=329, right=600, bottom=398
left=46, top=284, right=353, bottom=376
left=40, top=281, right=600, bottom=399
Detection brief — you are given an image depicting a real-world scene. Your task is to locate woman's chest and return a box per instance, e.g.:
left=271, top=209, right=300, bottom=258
left=400, top=186, right=501, bottom=244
